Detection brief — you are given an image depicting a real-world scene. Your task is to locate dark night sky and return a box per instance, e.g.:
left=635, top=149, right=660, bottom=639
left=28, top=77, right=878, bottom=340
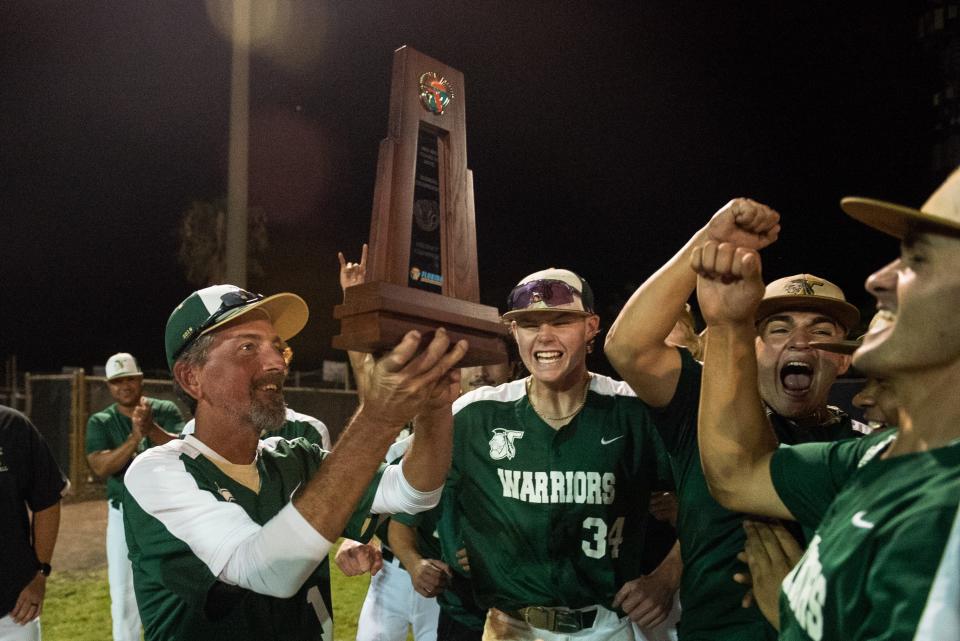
left=1, top=2, right=933, bottom=377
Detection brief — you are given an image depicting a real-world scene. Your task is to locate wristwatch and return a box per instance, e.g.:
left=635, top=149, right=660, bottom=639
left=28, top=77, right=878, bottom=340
left=38, top=562, right=52, bottom=577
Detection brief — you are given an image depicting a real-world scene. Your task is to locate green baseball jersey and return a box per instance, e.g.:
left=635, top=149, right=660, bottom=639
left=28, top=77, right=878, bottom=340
left=652, top=350, right=870, bottom=641
left=85, top=398, right=184, bottom=505
left=362, top=429, right=416, bottom=550
left=394, top=500, right=486, bottom=630
left=181, top=407, right=332, bottom=449
left=270, top=409, right=331, bottom=448
left=123, top=435, right=381, bottom=641
left=441, top=374, right=671, bottom=612
left=914, top=500, right=960, bottom=639
left=771, top=431, right=960, bottom=641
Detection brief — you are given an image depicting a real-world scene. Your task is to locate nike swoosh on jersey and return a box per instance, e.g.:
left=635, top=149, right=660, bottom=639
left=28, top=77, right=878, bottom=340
left=852, top=511, right=875, bottom=529
left=600, top=435, right=625, bottom=445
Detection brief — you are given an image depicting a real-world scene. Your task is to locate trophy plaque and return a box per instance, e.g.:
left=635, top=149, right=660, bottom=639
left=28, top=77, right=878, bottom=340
left=333, top=46, right=508, bottom=365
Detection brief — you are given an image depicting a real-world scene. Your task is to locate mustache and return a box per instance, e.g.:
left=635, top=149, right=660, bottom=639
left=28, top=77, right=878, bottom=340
left=252, top=372, right=287, bottom=390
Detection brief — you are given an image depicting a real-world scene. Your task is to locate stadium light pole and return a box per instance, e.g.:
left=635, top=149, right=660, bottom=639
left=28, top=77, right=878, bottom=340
left=225, top=0, right=250, bottom=287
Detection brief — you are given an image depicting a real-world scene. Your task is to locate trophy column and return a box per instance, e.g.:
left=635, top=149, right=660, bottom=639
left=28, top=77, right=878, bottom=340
left=333, top=46, right=507, bottom=365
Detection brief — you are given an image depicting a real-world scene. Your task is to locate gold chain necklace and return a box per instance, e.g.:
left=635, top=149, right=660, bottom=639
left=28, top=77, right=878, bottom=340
left=527, top=374, right=592, bottom=422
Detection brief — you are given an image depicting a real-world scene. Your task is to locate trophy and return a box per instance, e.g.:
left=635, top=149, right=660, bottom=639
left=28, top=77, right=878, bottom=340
left=333, top=46, right=508, bottom=365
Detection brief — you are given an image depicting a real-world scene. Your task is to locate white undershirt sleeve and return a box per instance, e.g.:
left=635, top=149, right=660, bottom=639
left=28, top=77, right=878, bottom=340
left=217, top=502, right=332, bottom=598
left=369, top=459, right=442, bottom=515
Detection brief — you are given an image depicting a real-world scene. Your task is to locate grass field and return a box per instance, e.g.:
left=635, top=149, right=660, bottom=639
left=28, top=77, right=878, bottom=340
left=41, top=540, right=373, bottom=641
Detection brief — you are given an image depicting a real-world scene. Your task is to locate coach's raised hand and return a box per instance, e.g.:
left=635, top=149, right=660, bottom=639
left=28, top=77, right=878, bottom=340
left=360, top=328, right=468, bottom=431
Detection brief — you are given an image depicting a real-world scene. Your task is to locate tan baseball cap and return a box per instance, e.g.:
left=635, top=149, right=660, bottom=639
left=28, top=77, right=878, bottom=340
left=755, top=274, right=860, bottom=333
left=841, top=167, right=960, bottom=239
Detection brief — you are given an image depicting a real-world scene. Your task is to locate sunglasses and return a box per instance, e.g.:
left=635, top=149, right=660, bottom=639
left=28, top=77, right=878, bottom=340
left=507, top=279, right=584, bottom=312
left=174, top=289, right=265, bottom=360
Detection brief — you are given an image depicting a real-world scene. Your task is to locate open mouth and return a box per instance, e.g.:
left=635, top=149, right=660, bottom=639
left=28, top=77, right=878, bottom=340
left=867, top=310, right=896, bottom=336
left=780, top=361, right=814, bottom=393
left=255, top=380, right=284, bottom=395
left=534, top=350, right=563, bottom=364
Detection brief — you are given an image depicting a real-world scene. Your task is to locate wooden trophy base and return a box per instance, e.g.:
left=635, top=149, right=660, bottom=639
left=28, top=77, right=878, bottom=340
left=333, top=282, right=509, bottom=366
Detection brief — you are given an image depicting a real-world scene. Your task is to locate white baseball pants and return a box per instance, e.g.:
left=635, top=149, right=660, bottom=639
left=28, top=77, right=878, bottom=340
left=356, top=552, right=441, bottom=641
left=107, top=503, right=140, bottom=641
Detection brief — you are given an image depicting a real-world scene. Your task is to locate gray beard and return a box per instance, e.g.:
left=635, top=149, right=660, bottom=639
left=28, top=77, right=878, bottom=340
left=249, top=394, right=286, bottom=433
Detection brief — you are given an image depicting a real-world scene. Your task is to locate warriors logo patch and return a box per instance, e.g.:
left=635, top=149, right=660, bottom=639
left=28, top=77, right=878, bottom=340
left=489, top=428, right=524, bottom=461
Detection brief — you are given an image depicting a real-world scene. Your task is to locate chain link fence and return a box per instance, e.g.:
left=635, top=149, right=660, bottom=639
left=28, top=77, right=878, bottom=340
left=21, top=371, right=359, bottom=494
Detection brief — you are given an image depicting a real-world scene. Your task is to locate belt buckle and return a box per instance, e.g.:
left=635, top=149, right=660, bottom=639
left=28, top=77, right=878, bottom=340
left=521, top=606, right=556, bottom=631
left=554, top=611, right=582, bottom=634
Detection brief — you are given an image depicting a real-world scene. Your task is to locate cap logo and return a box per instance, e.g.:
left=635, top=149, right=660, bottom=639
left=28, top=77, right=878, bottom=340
left=182, top=327, right=194, bottom=341
left=785, top=278, right=824, bottom=296
left=112, top=358, right=125, bottom=370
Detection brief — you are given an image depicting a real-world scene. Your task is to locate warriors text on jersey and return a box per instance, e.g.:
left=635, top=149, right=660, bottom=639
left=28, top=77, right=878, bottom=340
left=441, top=374, right=671, bottom=612
left=771, top=431, right=960, bottom=641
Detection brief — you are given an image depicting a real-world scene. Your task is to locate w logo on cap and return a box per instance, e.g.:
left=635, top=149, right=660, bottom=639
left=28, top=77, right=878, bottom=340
left=105, top=352, right=142, bottom=380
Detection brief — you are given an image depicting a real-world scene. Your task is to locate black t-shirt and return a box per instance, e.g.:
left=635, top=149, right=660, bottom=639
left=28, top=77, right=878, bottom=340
left=0, top=406, right=67, bottom=613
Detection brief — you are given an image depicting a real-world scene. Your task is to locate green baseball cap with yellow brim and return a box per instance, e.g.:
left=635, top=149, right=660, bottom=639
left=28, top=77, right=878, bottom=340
left=164, top=284, right=308, bottom=371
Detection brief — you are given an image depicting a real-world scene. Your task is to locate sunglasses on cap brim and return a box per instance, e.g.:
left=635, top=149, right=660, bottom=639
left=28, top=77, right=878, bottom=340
left=174, top=289, right=265, bottom=361
left=507, top=279, right=588, bottom=312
